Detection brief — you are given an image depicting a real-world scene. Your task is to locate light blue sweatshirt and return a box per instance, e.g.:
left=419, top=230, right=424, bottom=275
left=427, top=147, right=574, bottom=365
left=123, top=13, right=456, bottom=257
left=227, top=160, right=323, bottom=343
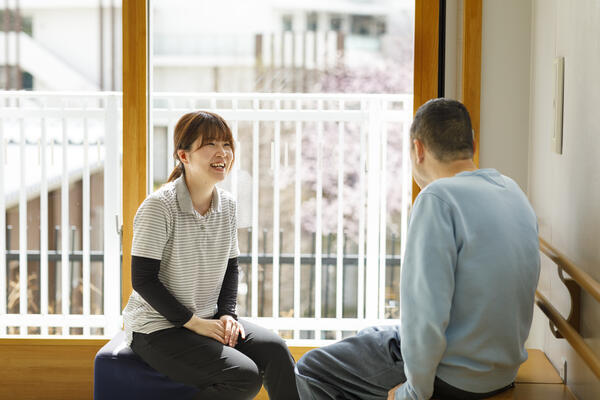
left=396, top=169, right=540, bottom=400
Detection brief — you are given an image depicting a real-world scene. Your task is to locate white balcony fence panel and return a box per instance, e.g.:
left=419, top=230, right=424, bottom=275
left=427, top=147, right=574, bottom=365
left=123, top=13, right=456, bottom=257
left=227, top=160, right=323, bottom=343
left=40, top=115, right=48, bottom=336
left=103, top=96, right=122, bottom=338
left=293, top=99, right=302, bottom=339
left=315, top=99, right=323, bottom=329
left=19, top=117, right=27, bottom=334
left=0, top=91, right=412, bottom=343
left=0, top=119, right=4, bottom=334
left=335, top=101, right=345, bottom=340
left=0, top=91, right=123, bottom=338
left=251, top=100, right=260, bottom=318
left=60, top=109, right=70, bottom=335
left=358, top=112, right=366, bottom=321
left=151, top=92, right=413, bottom=342
left=272, top=99, right=281, bottom=319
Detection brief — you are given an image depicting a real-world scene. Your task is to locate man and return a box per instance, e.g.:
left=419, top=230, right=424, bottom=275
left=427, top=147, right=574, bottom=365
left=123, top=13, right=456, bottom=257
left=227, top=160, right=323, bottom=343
left=294, top=98, right=540, bottom=400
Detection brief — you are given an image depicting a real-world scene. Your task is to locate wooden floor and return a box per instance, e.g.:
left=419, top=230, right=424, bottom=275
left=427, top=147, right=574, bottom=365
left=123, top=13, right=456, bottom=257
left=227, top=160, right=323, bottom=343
left=0, top=340, right=576, bottom=399
left=255, top=349, right=576, bottom=400
left=490, top=383, right=575, bottom=400
left=489, top=349, right=576, bottom=399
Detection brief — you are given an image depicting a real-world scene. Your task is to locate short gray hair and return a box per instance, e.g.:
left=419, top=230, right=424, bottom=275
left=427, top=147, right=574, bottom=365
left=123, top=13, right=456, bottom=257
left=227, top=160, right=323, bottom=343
left=410, top=98, right=474, bottom=162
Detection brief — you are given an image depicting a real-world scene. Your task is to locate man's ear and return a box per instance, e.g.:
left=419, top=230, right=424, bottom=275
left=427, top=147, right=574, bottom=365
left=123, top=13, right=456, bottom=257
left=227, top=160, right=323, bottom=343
left=413, top=139, right=425, bottom=163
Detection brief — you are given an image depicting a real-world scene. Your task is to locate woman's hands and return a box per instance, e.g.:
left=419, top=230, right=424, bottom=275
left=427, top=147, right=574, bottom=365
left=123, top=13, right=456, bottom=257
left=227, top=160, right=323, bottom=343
left=183, top=315, right=225, bottom=343
left=183, top=314, right=245, bottom=347
left=220, top=315, right=245, bottom=347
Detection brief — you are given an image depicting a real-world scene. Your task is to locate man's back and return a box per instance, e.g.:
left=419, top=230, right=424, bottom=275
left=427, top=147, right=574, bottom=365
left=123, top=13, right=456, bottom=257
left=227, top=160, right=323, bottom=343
left=400, top=168, right=540, bottom=396
left=295, top=99, right=541, bottom=400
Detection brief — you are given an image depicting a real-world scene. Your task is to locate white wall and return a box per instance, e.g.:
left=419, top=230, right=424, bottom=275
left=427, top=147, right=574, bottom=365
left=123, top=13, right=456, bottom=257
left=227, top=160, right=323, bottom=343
left=444, top=0, right=531, bottom=193
left=476, top=0, right=554, bottom=356
left=528, top=0, right=600, bottom=398
left=477, top=2, right=600, bottom=397
left=479, top=0, right=532, bottom=191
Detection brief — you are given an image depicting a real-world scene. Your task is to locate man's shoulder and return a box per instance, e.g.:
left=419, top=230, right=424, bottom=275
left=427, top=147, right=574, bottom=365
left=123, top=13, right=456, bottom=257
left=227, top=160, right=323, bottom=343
left=417, top=179, right=458, bottom=204
left=423, top=169, right=522, bottom=198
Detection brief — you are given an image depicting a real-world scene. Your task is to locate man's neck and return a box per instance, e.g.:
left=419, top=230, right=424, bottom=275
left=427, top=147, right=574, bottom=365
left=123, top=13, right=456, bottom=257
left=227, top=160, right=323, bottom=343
left=436, top=159, right=478, bottom=179
left=424, top=158, right=478, bottom=186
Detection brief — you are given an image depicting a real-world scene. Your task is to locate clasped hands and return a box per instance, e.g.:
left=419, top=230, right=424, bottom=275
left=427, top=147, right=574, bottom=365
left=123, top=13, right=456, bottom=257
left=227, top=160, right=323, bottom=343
left=183, top=314, right=246, bottom=347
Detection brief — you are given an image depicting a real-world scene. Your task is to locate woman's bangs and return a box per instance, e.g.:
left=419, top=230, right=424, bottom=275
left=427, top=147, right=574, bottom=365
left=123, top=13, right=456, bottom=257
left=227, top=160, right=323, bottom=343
left=199, top=120, right=234, bottom=146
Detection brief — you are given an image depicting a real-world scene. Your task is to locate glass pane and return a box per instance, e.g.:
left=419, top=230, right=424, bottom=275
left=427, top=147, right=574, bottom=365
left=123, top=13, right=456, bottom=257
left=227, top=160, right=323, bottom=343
left=149, top=0, right=414, bottom=335
left=1, top=1, right=123, bottom=337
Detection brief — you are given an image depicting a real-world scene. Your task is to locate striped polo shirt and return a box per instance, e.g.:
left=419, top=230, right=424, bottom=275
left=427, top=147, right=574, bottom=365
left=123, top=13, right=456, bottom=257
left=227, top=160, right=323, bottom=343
left=123, top=175, right=239, bottom=344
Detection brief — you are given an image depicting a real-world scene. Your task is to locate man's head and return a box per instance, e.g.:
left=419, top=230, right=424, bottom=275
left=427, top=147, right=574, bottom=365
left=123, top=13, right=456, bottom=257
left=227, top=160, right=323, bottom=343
left=410, top=98, right=476, bottom=188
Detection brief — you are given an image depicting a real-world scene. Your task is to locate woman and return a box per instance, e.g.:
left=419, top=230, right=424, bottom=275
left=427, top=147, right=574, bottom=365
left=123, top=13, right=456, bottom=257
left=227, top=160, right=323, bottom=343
left=123, top=111, right=299, bottom=399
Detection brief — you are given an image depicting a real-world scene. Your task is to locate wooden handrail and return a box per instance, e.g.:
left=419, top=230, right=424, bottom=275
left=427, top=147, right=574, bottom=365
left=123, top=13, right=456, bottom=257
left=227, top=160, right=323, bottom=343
left=537, top=237, right=600, bottom=380
left=535, top=290, right=600, bottom=379
left=539, top=237, right=600, bottom=304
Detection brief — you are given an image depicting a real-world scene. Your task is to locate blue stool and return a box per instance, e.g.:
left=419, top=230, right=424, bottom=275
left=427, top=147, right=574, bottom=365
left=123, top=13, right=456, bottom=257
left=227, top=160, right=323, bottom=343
left=94, top=330, right=199, bottom=400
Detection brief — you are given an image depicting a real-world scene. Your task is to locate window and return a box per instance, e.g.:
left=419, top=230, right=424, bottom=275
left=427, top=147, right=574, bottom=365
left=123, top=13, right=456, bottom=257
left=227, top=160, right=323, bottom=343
left=306, top=12, right=318, bottom=31
left=1, top=1, right=123, bottom=338
left=330, top=15, right=343, bottom=32
left=148, top=0, right=416, bottom=340
left=282, top=14, right=293, bottom=31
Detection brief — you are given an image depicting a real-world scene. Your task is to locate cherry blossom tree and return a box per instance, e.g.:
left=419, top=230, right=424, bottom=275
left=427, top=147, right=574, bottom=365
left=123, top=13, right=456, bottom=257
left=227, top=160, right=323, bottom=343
left=291, top=59, right=413, bottom=243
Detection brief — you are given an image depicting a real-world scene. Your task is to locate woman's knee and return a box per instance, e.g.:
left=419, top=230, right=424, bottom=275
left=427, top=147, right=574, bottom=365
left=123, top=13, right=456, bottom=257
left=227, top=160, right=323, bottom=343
left=197, top=353, right=262, bottom=396
left=269, top=336, right=296, bottom=364
left=232, top=362, right=263, bottom=395
left=252, top=332, right=290, bottom=357
left=267, top=334, right=288, bottom=352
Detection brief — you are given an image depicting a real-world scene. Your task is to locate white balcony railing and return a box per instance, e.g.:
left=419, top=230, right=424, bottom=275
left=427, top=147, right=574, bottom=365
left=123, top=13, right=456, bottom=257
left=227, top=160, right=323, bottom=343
left=0, top=91, right=122, bottom=338
left=0, top=91, right=413, bottom=345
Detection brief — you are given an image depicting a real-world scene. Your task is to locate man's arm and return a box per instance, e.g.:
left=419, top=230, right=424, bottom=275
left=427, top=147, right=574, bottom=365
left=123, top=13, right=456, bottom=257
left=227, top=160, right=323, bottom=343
left=396, top=193, right=456, bottom=400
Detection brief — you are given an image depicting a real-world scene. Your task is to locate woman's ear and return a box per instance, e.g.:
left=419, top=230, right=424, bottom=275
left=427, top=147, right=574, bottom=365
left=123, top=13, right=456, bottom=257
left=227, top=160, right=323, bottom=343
left=177, top=149, right=188, bottom=164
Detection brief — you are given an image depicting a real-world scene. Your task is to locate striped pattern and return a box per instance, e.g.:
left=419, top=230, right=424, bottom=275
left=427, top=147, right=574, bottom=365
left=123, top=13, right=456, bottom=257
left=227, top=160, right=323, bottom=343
left=123, top=176, right=239, bottom=344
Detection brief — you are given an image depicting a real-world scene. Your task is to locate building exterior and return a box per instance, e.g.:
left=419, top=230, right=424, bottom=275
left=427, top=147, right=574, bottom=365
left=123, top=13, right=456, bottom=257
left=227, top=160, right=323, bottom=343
left=2, top=0, right=414, bottom=330
left=2, top=0, right=413, bottom=92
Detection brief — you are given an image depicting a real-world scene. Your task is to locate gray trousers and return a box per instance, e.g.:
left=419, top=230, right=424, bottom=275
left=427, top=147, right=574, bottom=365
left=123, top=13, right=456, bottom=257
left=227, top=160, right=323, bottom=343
left=294, top=325, right=515, bottom=400
left=295, top=326, right=405, bottom=400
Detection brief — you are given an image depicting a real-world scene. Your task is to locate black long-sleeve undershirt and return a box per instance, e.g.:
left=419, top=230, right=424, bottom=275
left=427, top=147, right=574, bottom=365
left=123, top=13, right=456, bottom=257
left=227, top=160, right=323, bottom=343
left=131, top=255, right=239, bottom=326
left=215, top=257, right=239, bottom=320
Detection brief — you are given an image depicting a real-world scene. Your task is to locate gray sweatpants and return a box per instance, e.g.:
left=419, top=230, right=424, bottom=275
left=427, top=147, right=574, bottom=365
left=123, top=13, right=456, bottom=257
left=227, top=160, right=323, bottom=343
left=295, top=325, right=405, bottom=400
left=294, top=325, right=516, bottom=400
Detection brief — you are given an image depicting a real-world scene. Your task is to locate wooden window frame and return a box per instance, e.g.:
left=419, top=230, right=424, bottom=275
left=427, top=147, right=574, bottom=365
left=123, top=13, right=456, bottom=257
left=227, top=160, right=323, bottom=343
left=412, top=0, right=482, bottom=201
left=0, top=1, right=481, bottom=398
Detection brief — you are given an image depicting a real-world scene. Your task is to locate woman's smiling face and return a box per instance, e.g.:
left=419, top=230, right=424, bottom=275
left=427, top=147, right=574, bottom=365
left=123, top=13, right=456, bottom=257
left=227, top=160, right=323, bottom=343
left=181, top=137, right=234, bottom=185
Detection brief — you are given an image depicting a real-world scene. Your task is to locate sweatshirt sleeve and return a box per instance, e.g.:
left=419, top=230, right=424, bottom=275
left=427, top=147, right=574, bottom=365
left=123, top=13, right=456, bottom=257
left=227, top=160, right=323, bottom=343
left=396, top=193, right=456, bottom=400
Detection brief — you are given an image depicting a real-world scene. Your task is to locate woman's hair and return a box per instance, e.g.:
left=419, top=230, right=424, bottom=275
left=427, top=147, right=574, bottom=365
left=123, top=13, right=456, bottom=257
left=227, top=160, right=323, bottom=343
left=167, top=111, right=235, bottom=182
